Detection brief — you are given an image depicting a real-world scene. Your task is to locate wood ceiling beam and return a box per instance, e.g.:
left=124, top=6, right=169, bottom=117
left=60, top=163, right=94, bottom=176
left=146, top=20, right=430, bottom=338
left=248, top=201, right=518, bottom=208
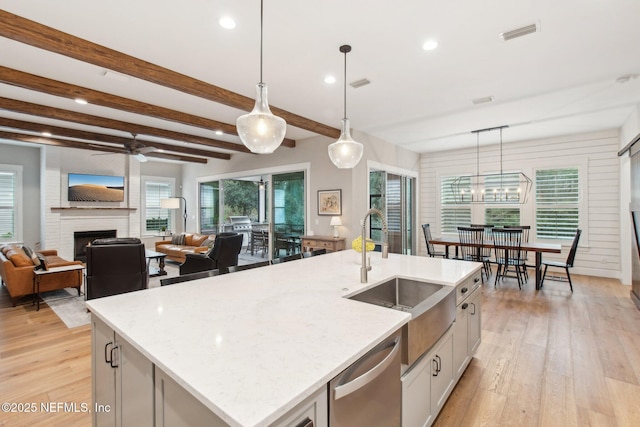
left=0, top=10, right=341, bottom=139
left=0, top=117, right=231, bottom=160
left=0, top=130, right=208, bottom=164
left=0, top=66, right=296, bottom=148
left=0, top=97, right=249, bottom=154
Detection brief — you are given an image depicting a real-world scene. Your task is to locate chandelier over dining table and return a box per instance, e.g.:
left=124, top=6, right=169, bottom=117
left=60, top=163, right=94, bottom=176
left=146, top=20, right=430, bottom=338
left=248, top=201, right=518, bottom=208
left=451, top=126, right=532, bottom=204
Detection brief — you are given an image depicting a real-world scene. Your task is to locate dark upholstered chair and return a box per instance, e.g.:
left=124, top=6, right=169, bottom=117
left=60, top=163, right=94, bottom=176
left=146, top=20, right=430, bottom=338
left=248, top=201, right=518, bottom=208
left=160, top=269, right=219, bottom=286
left=228, top=261, right=270, bottom=273
left=86, top=237, right=147, bottom=300
left=541, top=229, right=582, bottom=292
left=180, top=233, right=243, bottom=275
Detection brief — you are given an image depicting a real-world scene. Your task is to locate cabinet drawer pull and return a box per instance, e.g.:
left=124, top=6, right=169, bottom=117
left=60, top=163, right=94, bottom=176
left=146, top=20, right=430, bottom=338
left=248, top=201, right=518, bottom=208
left=104, top=341, right=113, bottom=364
left=460, top=287, right=468, bottom=294
left=470, top=302, right=476, bottom=315
left=295, top=417, right=313, bottom=427
left=474, top=277, right=480, bottom=283
left=109, top=345, right=119, bottom=368
left=462, top=303, right=468, bottom=310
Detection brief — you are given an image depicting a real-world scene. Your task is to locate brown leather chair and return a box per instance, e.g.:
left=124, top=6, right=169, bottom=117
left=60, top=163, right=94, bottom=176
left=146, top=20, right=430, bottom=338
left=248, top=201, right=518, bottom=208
left=180, top=233, right=243, bottom=275
left=86, top=238, right=148, bottom=300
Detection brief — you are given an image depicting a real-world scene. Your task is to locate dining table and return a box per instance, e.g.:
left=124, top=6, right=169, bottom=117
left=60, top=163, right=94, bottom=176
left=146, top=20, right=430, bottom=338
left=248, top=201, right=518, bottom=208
left=429, top=236, right=562, bottom=290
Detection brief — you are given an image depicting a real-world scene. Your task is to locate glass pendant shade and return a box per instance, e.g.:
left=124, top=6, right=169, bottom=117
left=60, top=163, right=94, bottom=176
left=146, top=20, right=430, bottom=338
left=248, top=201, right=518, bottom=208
left=328, top=118, right=363, bottom=169
left=236, top=83, right=287, bottom=154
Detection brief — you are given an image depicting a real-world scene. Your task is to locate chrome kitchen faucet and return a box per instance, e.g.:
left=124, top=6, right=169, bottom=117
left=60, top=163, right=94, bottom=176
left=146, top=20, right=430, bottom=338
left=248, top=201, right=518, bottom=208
left=360, top=208, right=389, bottom=283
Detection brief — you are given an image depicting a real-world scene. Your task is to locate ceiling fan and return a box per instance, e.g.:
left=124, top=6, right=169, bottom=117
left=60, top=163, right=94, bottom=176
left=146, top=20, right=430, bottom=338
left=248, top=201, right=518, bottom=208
left=92, top=133, right=158, bottom=162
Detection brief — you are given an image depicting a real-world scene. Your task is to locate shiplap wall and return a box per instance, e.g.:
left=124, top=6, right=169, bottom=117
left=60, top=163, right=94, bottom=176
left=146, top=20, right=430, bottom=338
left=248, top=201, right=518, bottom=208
left=419, top=129, right=621, bottom=279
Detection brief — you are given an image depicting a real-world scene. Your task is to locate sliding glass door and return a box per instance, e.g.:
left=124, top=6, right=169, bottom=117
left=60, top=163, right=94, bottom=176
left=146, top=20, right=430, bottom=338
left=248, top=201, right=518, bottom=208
left=271, top=171, right=305, bottom=258
left=370, top=169, right=415, bottom=255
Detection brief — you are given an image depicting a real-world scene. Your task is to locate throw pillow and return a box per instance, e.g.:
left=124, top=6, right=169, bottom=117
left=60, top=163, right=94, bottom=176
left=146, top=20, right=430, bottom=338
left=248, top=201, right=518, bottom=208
left=202, top=238, right=215, bottom=248
left=22, top=246, right=41, bottom=268
left=36, top=253, right=48, bottom=271
left=7, top=249, right=33, bottom=267
left=171, top=234, right=186, bottom=245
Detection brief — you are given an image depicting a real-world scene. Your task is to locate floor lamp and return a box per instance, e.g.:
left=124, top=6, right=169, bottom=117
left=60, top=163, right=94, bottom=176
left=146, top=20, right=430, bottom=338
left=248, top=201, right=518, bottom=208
left=160, top=197, right=187, bottom=232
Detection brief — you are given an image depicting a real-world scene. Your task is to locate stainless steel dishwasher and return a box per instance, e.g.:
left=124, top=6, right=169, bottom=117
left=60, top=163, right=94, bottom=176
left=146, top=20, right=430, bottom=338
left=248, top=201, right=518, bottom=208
left=329, top=330, right=402, bottom=427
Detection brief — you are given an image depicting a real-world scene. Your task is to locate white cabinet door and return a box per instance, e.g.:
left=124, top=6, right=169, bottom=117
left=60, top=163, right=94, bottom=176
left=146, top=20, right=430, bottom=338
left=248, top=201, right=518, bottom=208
left=429, top=328, right=454, bottom=416
left=272, top=386, right=328, bottom=427
left=453, top=302, right=470, bottom=380
left=92, top=317, right=117, bottom=427
left=155, top=366, right=228, bottom=427
left=401, top=350, right=432, bottom=427
left=92, top=316, right=154, bottom=427
left=116, top=333, right=154, bottom=427
left=467, top=287, right=482, bottom=355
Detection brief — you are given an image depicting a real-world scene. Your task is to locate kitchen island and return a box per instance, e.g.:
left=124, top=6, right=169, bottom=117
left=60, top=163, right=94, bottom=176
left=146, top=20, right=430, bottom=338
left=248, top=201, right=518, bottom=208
left=86, top=250, right=480, bottom=427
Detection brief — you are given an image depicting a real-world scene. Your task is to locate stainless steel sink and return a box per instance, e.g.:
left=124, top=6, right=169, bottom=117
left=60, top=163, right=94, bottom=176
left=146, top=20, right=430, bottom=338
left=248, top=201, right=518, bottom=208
left=348, top=277, right=456, bottom=367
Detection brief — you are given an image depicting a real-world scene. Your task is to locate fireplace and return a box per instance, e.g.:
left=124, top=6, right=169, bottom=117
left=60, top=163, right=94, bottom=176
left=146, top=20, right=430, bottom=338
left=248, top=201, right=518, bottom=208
left=74, top=230, right=117, bottom=262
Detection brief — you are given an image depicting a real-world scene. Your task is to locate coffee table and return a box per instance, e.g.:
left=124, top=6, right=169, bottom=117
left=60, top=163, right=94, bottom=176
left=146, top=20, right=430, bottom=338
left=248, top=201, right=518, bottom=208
left=146, top=249, right=167, bottom=277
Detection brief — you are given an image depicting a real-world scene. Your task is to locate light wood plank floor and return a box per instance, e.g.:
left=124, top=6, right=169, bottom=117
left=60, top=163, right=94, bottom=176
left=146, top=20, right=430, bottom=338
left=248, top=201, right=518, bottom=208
left=1, top=273, right=639, bottom=427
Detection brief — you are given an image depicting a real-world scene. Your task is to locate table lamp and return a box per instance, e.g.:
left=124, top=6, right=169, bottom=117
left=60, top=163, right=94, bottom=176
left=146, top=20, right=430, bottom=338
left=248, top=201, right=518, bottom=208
left=330, top=216, right=342, bottom=238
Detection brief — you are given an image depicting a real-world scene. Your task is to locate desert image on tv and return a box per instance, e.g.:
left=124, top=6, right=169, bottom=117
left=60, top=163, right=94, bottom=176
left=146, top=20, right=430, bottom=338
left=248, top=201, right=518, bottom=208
left=68, top=174, right=125, bottom=202
left=69, top=184, right=124, bottom=201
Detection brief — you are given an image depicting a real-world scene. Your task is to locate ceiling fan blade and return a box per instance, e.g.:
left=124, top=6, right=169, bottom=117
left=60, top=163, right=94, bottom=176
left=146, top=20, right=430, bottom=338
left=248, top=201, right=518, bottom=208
left=137, top=146, right=157, bottom=154
left=134, top=153, right=148, bottom=162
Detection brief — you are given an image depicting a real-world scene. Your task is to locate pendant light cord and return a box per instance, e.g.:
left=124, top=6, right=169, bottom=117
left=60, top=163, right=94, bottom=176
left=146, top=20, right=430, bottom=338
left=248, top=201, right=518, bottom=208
left=259, top=0, right=264, bottom=84
left=343, top=48, right=347, bottom=119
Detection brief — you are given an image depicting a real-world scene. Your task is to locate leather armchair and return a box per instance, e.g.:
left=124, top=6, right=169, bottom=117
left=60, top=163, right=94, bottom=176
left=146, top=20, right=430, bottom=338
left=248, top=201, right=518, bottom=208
left=86, top=237, right=148, bottom=300
left=180, top=233, right=243, bottom=275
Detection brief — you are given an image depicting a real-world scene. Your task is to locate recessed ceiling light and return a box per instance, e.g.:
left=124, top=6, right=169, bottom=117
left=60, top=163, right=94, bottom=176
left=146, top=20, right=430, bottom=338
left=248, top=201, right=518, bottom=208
left=41, top=131, right=52, bottom=137
left=500, top=23, right=539, bottom=41
left=472, top=96, right=494, bottom=105
left=74, top=98, right=88, bottom=105
left=324, top=75, right=336, bottom=84
left=422, top=40, right=438, bottom=51
left=219, top=16, right=236, bottom=29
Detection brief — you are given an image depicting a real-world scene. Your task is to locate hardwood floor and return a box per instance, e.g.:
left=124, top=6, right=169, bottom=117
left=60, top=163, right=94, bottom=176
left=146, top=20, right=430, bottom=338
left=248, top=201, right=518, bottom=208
left=1, top=273, right=639, bottom=426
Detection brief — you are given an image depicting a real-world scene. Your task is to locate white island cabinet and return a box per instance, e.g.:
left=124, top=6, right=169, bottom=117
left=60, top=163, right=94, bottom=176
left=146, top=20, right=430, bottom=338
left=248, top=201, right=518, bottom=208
left=87, top=251, right=481, bottom=427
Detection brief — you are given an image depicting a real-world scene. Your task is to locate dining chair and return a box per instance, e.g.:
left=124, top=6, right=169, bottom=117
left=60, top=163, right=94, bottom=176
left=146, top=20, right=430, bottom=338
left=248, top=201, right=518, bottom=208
left=160, top=269, right=219, bottom=286
left=491, top=228, right=525, bottom=288
left=251, top=230, right=268, bottom=257
left=541, top=229, right=582, bottom=292
left=422, top=224, right=447, bottom=258
left=228, top=261, right=270, bottom=273
left=502, top=225, right=531, bottom=282
left=271, top=253, right=303, bottom=264
left=457, top=226, right=491, bottom=281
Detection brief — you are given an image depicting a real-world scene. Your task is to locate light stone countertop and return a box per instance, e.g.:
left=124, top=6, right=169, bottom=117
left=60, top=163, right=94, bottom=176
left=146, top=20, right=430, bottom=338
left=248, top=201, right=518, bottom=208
left=86, top=250, right=480, bottom=427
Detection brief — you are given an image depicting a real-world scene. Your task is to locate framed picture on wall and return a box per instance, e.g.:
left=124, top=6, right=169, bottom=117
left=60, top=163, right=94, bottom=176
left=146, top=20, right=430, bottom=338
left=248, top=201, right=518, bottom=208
left=318, top=189, right=342, bottom=216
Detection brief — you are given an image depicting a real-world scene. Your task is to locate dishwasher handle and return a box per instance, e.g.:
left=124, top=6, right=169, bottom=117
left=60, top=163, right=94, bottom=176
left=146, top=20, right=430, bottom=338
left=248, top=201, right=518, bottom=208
left=333, top=336, right=401, bottom=400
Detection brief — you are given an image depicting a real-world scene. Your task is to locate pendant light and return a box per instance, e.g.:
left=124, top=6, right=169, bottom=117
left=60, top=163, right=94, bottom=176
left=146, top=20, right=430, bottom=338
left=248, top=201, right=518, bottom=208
left=328, top=45, right=363, bottom=169
left=450, top=126, right=532, bottom=204
left=236, top=0, right=286, bottom=154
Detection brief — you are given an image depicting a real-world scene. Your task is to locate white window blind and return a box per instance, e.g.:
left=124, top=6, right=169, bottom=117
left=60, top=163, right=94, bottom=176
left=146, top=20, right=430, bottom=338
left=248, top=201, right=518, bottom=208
left=535, top=168, right=579, bottom=239
left=441, top=176, right=471, bottom=233
left=144, top=181, right=173, bottom=233
left=0, top=171, right=16, bottom=241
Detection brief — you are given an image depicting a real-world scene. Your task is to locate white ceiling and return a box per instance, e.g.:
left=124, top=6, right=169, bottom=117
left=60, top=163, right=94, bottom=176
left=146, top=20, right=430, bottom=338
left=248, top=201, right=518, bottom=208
left=1, top=0, right=640, bottom=155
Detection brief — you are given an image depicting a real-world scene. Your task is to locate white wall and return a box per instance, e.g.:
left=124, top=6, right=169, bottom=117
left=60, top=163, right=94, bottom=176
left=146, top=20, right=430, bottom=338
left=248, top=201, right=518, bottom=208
left=420, top=129, right=621, bottom=279
left=182, top=131, right=420, bottom=244
left=0, top=142, right=41, bottom=247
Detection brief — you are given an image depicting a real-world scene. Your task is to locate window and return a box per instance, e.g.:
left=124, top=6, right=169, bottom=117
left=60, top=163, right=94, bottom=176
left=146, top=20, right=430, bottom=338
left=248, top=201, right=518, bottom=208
left=142, top=178, right=174, bottom=234
left=0, top=165, right=22, bottom=243
left=441, top=176, right=471, bottom=233
left=535, top=168, right=579, bottom=239
left=485, top=208, right=520, bottom=227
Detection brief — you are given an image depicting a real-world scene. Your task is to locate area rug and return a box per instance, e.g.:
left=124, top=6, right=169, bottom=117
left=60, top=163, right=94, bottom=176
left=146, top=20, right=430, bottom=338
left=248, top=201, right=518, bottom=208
left=41, top=263, right=180, bottom=329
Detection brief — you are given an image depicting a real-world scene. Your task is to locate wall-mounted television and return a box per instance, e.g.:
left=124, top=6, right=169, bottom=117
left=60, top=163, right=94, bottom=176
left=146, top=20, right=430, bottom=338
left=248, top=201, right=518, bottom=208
left=68, top=173, right=125, bottom=202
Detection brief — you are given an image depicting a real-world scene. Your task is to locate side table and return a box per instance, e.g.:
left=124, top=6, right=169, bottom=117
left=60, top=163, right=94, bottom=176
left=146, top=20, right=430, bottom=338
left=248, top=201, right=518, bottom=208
left=33, top=264, right=85, bottom=311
